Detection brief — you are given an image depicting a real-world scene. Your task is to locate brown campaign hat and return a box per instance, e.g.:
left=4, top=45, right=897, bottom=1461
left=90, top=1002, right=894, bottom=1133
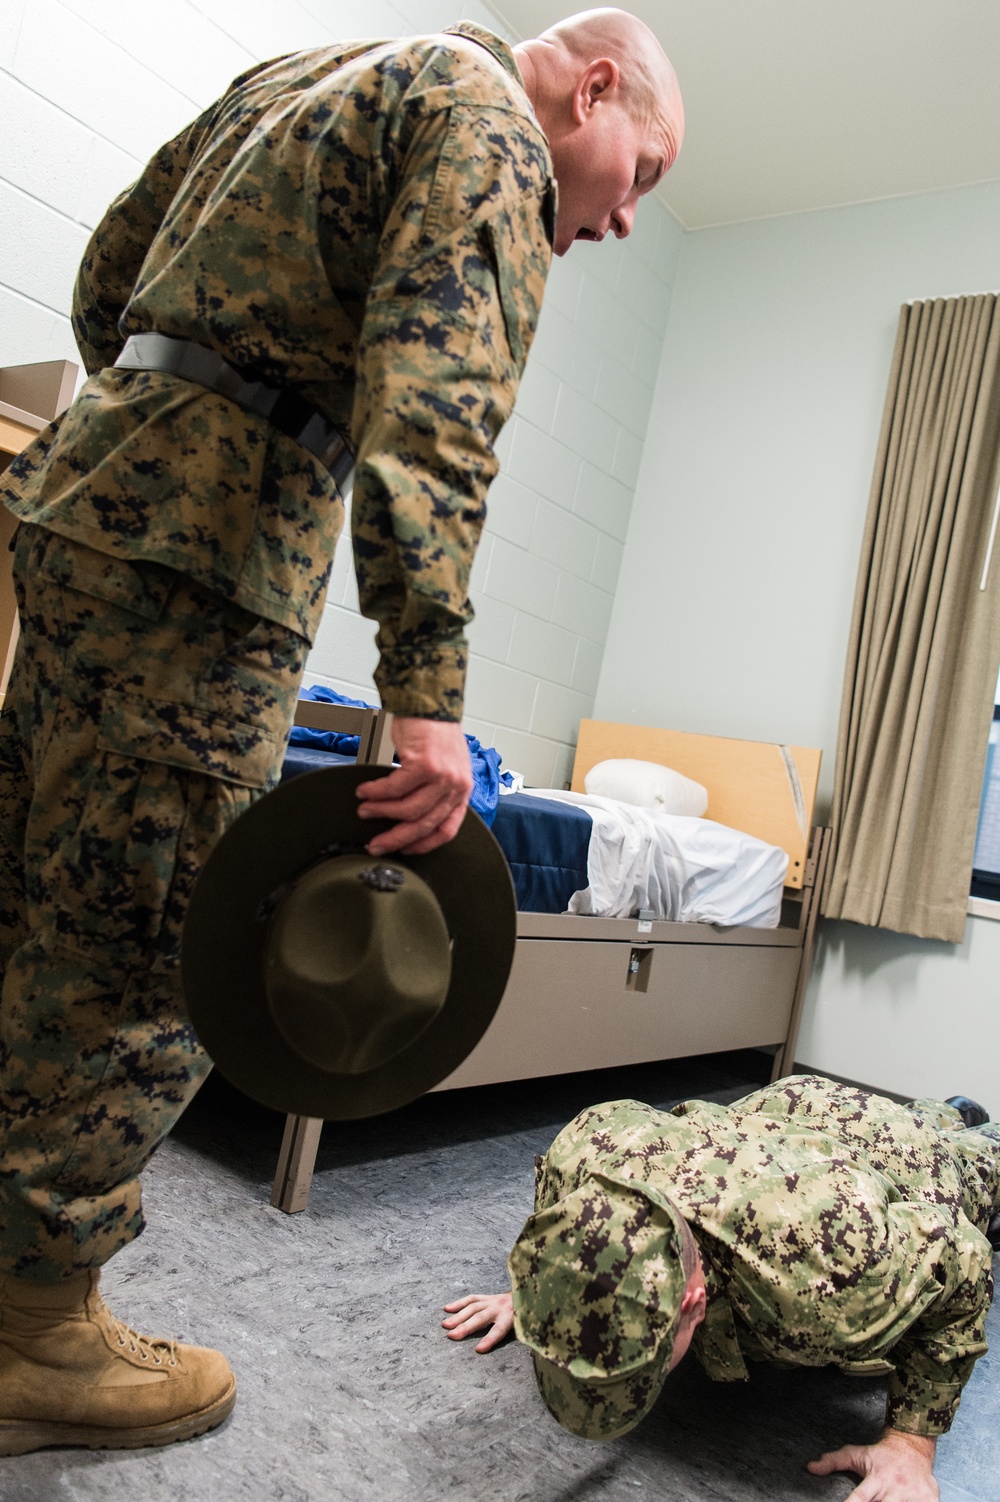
left=181, top=764, right=516, bottom=1119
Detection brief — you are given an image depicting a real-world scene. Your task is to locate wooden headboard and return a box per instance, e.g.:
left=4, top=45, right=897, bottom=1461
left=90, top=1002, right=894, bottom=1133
left=571, top=719, right=821, bottom=890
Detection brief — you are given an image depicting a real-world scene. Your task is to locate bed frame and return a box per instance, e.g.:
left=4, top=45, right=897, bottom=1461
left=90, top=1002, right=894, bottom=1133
left=270, top=707, right=829, bottom=1212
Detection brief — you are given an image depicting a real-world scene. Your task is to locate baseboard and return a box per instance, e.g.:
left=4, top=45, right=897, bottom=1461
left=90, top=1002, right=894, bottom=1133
left=789, top=1063, right=911, bottom=1105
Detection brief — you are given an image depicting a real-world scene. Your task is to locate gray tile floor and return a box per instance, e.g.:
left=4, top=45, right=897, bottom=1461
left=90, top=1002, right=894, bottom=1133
left=3, top=1052, right=997, bottom=1502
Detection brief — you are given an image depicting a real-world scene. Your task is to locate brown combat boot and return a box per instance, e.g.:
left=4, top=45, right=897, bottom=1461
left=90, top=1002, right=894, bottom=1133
left=0, top=1271, right=236, bottom=1455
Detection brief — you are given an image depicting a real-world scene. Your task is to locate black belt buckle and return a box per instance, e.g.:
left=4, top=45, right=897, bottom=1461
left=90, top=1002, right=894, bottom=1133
left=279, top=404, right=354, bottom=491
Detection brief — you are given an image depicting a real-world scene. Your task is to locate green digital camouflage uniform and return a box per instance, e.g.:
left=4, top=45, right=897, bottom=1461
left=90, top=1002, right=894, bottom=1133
left=510, top=1075, right=999, bottom=1441
left=0, top=23, right=554, bottom=1280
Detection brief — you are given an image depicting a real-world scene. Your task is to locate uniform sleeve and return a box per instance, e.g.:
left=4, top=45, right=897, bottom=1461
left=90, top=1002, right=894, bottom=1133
left=884, top=1218, right=993, bottom=1436
left=72, top=59, right=284, bottom=375
left=349, top=103, right=553, bottom=720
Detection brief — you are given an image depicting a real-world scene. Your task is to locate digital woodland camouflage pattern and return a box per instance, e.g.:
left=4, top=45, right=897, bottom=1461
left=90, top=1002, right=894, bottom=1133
left=510, top=1076, right=1000, bottom=1440
left=0, top=24, right=552, bottom=1279
left=509, top=1170, right=692, bottom=1442
left=0, top=525, right=306, bottom=1280
left=1, top=22, right=554, bottom=718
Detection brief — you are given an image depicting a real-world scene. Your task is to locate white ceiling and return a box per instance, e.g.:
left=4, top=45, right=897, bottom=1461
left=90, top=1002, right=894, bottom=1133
left=484, top=0, right=1000, bottom=229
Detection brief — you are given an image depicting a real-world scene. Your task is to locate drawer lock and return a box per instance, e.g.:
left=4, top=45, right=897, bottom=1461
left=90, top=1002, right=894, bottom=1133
left=626, top=946, right=653, bottom=994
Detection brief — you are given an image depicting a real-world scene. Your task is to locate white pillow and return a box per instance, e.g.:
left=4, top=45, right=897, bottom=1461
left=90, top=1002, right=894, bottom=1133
left=584, top=758, right=708, bottom=817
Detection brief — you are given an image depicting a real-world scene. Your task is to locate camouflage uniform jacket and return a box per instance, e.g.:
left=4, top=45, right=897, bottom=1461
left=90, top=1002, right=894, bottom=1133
left=535, top=1092, right=995, bottom=1436
left=0, top=24, right=554, bottom=719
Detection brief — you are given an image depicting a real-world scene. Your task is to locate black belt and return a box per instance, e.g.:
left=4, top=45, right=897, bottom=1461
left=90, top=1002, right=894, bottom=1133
left=114, top=333, right=354, bottom=491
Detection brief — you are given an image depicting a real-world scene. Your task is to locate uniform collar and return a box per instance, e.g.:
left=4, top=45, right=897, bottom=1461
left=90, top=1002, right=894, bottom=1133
left=442, top=23, right=524, bottom=87
left=691, top=1258, right=749, bottom=1383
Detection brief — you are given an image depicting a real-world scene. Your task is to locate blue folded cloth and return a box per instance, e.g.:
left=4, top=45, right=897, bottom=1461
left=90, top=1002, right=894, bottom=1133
left=290, top=685, right=512, bottom=827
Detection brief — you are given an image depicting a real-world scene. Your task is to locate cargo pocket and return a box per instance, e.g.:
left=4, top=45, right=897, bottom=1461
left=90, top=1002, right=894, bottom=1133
left=55, top=692, right=282, bottom=964
left=28, top=528, right=174, bottom=621
left=56, top=752, right=188, bottom=964
left=95, top=693, right=286, bottom=790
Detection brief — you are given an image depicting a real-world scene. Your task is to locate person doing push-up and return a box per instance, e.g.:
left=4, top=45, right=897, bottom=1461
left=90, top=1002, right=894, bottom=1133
left=443, top=1075, right=1000, bottom=1502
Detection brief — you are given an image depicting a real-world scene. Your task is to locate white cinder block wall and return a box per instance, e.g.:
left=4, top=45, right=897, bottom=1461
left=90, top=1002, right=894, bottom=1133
left=0, top=0, right=681, bottom=789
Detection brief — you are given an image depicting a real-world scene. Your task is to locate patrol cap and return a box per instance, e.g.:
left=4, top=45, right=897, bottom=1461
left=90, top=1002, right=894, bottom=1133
left=508, top=1169, right=691, bottom=1440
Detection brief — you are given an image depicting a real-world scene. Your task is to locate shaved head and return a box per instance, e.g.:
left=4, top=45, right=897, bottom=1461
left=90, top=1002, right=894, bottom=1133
left=514, top=8, right=684, bottom=255
left=538, top=8, right=683, bottom=158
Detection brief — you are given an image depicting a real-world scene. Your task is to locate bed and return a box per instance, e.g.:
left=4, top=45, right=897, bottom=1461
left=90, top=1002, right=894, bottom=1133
left=269, top=701, right=830, bottom=1212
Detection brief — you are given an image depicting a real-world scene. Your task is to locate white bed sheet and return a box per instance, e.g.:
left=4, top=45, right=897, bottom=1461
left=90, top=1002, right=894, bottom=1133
left=519, top=789, right=788, bottom=928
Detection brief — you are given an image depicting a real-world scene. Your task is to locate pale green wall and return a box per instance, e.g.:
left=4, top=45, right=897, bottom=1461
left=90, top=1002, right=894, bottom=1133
left=804, top=917, right=1000, bottom=1105
left=595, top=180, right=1000, bottom=1103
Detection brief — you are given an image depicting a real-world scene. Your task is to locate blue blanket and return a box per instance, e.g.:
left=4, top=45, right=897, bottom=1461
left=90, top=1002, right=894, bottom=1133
left=290, top=686, right=513, bottom=827
left=490, top=793, right=591, bottom=912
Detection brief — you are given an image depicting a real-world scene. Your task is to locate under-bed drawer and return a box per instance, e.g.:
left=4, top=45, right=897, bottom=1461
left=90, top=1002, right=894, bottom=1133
left=435, top=937, right=800, bottom=1090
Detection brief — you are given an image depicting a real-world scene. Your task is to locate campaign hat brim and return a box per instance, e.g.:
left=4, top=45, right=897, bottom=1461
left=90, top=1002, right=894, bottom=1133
left=181, top=764, right=516, bottom=1120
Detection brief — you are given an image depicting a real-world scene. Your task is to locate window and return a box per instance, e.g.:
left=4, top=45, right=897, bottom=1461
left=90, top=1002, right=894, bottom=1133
left=971, top=668, right=1000, bottom=902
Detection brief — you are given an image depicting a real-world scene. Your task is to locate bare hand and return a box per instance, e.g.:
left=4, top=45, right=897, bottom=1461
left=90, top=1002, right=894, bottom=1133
left=808, top=1429, right=937, bottom=1502
left=441, top=1292, right=514, bottom=1353
left=356, top=717, right=473, bottom=855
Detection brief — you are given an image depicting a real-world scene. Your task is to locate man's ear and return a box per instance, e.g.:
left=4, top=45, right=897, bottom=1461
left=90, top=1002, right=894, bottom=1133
left=571, top=57, right=620, bottom=126
left=680, top=1283, right=707, bottom=1320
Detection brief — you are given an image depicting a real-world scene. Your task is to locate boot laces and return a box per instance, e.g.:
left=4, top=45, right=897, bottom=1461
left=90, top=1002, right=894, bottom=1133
left=102, top=1306, right=178, bottom=1368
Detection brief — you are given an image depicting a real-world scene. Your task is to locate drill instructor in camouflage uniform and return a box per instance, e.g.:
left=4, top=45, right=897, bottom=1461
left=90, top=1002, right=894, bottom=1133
left=444, top=1075, right=1000, bottom=1502
left=0, top=8, right=684, bottom=1457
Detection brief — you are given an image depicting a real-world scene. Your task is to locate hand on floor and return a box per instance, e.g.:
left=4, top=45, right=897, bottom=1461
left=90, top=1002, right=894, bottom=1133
left=808, top=1429, right=937, bottom=1502
left=441, top=1292, right=514, bottom=1353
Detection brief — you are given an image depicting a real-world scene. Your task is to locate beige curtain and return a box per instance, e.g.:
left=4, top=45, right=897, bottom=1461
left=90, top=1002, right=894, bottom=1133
left=823, top=295, right=1000, bottom=942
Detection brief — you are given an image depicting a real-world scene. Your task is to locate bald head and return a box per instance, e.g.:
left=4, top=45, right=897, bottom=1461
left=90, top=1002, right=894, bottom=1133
left=538, top=8, right=683, bottom=160
left=514, top=8, right=684, bottom=255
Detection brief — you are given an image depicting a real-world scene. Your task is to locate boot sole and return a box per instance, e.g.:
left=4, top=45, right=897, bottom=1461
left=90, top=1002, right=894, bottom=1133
left=0, top=1375, right=236, bottom=1456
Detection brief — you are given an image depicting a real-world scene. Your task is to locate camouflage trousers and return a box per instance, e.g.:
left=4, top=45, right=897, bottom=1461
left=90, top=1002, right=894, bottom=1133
left=0, top=524, right=308, bottom=1280
left=731, top=1075, right=1000, bottom=1234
